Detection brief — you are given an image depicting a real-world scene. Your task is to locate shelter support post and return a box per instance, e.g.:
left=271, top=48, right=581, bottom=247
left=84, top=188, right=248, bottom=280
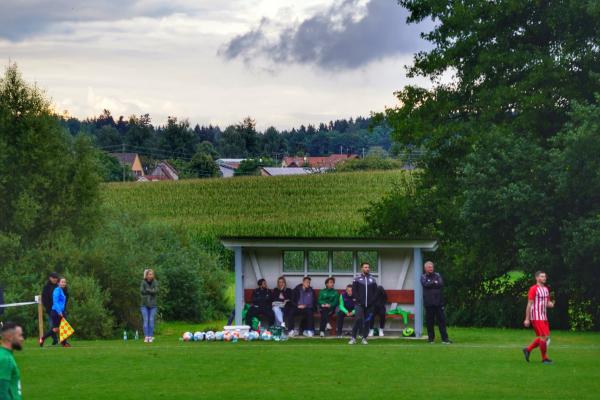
left=234, top=246, right=244, bottom=326
left=413, top=247, right=423, bottom=338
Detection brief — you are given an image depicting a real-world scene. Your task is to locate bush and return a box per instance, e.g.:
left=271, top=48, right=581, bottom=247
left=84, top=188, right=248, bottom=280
left=67, top=275, right=114, bottom=339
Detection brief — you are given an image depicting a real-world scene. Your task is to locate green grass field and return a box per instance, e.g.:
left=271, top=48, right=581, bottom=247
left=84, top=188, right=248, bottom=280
left=102, top=171, right=410, bottom=239
left=17, top=325, right=600, bottom=399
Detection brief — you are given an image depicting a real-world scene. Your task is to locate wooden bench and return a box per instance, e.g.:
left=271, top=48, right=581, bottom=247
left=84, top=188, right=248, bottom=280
left=244, top=288, right=414, bottom=333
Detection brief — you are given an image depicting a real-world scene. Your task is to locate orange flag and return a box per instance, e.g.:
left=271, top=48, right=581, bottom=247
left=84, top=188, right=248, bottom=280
left=59, top=318, right=75, bottom=342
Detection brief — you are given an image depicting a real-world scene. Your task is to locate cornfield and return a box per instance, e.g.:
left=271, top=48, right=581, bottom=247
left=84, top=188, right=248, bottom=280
left=102, top=171, right=411, bottom=241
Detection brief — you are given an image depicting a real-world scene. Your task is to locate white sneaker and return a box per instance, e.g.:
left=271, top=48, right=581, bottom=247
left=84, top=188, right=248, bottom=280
left=361, top=338, right=368, bottom=345
left=288, top=330, right=297, bottom=337
left=379, top=329, right=384, bottom=337
left=320, top=331, right=325, bottom=337
left=368, top=329, right=374, bottom=337
left=144, top=337, right=149, bottom=343
left=149, top=337, right=154, bottom=343
left=306, top=330, right=314, bottom=337
left=326, top=323, right=332, bottom=330
left=348, top=338, right=356, bottom=345
left=281, top=322, right=286, bottom=329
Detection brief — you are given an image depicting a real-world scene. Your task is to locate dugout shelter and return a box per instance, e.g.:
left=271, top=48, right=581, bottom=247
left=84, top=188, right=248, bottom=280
left=221, top=237, right=438, bottom=337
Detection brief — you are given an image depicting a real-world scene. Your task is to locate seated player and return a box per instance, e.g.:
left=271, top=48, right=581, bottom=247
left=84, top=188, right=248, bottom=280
left=318, top=277, right=339, bottom=337
left=336, top=284, right=355, bottom=338
left=245, top=279, right=275, bottom=329
left=271, top=276, right=294, bottom=328
left=369, top=285, right=387, bottom=337
left=289, top=276, right=316, bottom=337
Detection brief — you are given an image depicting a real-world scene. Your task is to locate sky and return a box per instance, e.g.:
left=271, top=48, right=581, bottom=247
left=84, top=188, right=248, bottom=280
left=0, top=0, right=432, bottom=130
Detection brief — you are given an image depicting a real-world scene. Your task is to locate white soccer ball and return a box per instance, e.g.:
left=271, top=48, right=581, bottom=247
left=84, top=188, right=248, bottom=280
left=261, top=331, right=272, bottom=341
left=205, top=331, right=215, bottom=341
left=182, top=332, right=193, bottom=342
left=193, top=331, right=205, bottom=341
left=215, top=331, right=224, bottom=341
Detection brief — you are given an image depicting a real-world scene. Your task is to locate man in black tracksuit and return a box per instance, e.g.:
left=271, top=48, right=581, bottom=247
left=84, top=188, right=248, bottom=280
left=39, top=272, right=59, bottom=346
left=350, top=262, right=378, bottom=345
left=369, top=285, right=387, bottom=336
left=421, top=261, right=451, bottom=343
left=245, top=279, right=275, bottom=328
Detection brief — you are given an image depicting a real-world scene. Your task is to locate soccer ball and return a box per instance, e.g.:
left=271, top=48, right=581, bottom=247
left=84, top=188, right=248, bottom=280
left=223, top=331, right=232, bottom=342
left=215, top=331, right=224, bottom=341
left=402, top=327, right=415, bottom=337
left=251, top=331, right=260, bottom=341
left=261, top=331, right=273, bottom=341
left=243, top=331, right=251, bottom=341
left=232, top=330, right=240, bottom=339
left=182, top=332, right=193, bottom=342
left=193, top=331, right=205, bottom=341
left=205, top=331, right=215, bottom=341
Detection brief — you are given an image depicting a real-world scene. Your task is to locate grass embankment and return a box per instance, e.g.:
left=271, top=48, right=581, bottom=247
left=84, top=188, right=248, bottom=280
left=102, top=171, right=409, bottom=240
left=18, top=326, right=600, bottom=399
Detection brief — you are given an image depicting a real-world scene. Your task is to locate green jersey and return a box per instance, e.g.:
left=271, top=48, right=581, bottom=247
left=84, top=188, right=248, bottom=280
left=0, top=347, right=21, bottom=400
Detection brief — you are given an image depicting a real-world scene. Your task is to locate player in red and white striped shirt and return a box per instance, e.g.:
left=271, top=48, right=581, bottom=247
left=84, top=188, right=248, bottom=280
left=522, top=271, right=554, bottom=364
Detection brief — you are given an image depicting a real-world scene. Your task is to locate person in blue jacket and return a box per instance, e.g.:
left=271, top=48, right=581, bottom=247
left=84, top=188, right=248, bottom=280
left=51, top=277, right=71, bottom=347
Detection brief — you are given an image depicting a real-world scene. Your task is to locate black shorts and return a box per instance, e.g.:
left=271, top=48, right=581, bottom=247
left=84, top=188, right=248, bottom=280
left=50, top=310, right=62, bottom=328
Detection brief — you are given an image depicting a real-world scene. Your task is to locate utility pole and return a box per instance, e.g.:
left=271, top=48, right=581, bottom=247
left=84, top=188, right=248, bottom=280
left=122, top=143, right=126, bottom=182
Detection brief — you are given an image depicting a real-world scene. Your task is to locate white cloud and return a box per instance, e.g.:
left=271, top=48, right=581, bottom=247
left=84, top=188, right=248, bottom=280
left=0, top=0, right=433, bottom=129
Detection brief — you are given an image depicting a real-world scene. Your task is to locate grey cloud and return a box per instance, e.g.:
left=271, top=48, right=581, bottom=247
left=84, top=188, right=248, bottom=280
left=0, top=0, right=189, bottom=41
left=220, top=0, right=431, bottom=70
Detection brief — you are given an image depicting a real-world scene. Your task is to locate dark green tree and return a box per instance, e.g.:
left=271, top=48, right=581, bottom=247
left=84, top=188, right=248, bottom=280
left=367, top=0, right=600, bottom=328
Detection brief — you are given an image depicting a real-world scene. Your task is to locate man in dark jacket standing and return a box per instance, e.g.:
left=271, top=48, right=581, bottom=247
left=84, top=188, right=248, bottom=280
left=245, top=279, right=275, bottom=328
left=421, top=261, right=451, bottom=344
left=39, top=272, right=59, bottom=346
left=350, top=262, right=378, bottom=345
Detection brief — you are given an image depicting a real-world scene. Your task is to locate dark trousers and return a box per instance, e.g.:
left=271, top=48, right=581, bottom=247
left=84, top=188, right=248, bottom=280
left=370, top=305, right=386, bottom=330
left=336, top=311, right=353, bottom=335
left=41, top=312, right=58, bottom=344
left=319, top=306, right=336, bottom=333
left=425, top=305, right=449, bottom=342
left=289, top=306, right=314, bottom=331
left=352, top=304, right=374, bottom=339
left=245, top=305, right=275, bottom=327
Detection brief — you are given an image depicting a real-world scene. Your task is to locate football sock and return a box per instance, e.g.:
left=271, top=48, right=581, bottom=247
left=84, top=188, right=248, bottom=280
left=540, top=339, right=548, bottom=360
left=527, top=338, right=540, bottom=352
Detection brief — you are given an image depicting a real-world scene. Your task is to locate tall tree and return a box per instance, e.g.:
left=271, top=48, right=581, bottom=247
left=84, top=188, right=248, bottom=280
left=0, top=64, right=101, bottom=246
left=367, top=0, right=600, bottom=328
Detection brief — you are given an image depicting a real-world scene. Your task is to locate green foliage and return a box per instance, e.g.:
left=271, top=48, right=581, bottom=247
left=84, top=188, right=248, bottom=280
left=234, top=157, right=276, bottom=176
left=158, top=248, right=229, bottom=321
left=0, top=64, right=102, bottom=245
left=67, top=275, right=115, bottom=339
left=97, top=151, right=130, bottom=182
left=367, top=1, right=600, bottom=329
left=335, top=154, right=403, bottom=172
left=188, top=152, right=220, bottom=178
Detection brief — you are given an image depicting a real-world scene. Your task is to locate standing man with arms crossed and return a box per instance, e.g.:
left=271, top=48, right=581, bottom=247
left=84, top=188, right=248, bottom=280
left=421, top=261, right=451, bottom=344
left=0, top=322, right=24, bottom=400
left=349, top=262, right=377, bottom=345
left=523, top=271, right=554, bottom=364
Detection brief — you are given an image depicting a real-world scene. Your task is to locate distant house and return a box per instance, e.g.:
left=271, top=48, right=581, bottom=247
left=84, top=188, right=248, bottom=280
left=110, top=153, right=144, bottom=177
left=139, top=161, right=179, bottom=182
left=260, top=167, right=314, bottom=177
left=282, top=154, right=358, bottom=169
left=217, top=158, right=246, bottom=178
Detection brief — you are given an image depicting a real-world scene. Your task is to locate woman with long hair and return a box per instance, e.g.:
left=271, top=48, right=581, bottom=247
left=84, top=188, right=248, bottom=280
left=51, top=277, right=71, bottom=347
left=140, top=269, right=159, bottom=343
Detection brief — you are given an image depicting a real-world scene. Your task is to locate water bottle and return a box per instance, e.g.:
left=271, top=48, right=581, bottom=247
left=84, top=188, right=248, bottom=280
left=123, top=330, right=128, bottom=341
left=134, top=330, right=139, bottom=340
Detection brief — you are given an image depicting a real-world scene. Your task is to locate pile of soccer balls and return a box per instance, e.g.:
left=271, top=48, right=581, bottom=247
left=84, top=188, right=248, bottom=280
left=181, top=330, right=274, bottom=342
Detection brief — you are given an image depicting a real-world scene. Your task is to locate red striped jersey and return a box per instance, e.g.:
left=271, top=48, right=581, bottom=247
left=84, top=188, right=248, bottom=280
left=528, top=284, right=550, bottom=321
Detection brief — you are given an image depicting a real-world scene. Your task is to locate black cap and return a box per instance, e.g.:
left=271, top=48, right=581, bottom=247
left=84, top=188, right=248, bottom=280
left=49, top=272, right=59, bottom=279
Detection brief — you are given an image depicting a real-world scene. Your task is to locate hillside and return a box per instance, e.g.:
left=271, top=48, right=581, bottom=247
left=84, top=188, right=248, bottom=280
left=102, top=171, right=410, bottom=241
